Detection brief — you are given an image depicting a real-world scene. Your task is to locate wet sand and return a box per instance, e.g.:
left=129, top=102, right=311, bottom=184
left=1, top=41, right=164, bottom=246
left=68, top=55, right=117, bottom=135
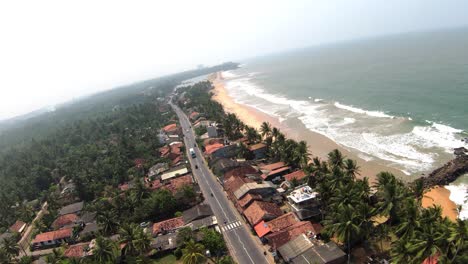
left=422, top=186, right=458, bottom=221
left=210, top=72, right=405, bottom=183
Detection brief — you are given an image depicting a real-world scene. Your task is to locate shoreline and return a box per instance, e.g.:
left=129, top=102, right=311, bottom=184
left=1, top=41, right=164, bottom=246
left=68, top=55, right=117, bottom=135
left=209, top=71, right=460, bottom=220
left=210, top=72, right=403, bottom=183
left=422, top=186, right=458, bottom=221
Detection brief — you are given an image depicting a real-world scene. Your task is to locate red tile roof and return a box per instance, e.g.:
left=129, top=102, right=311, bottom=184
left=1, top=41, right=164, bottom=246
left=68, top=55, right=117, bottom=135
left=260, top=162, right=286, bottom=171
left=224, top=166, right=258, bottom=178
left=52, top=213, right=79, bottom=229
left=248, top=143, right=267, bottom=151
left=422, top=254, right=439, bottom=264
left=146, top=179, right=163, bottom=190
left=152, top=217, right=185, bottom=235
left=205, top=143, right=224, bottom=155
left=203, top=138, right=223, bottom=147
left=254, top=212, right=299, bottom=238
left=266, top=221, right=316, bottom=250
left=243, top=201, right=283, bottom=226
left=165, top=174, right=193, bottom=194
left=163, top=124, right=177, bottom=132
left=284, top=170, right=307, bottom=182
left=171, top=155, right=182, bottom=166
left=32, top=228, right=73, bottom=244
left=224, top=175, right=253, bottom=194
left=189, top=112, right=200, bottom=119
left=237, top=193, right=262, bottom=209
left=10, top=220, right=27, bottom=233
left=64, top=244, right=85, bottom=258
left=159, top=146, right=171, bottom=157
left=261, top=166, right=291, bottom=180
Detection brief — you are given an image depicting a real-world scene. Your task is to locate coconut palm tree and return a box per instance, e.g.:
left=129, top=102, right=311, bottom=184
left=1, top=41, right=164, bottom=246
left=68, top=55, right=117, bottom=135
left=448, top=219, right=468, bottom=262
left=271, top=127, right=280, bottom=140
left=0, top=247, right=11, bottom=264
left=245, top=126, right=260, bottom=144
left=411, top=178, right=428, bottom=206
left=395, top=199, right=421, bottom=239
left=45, top=248, right=64, bottom=264
left=343, top=159, right=360, bottom=179
left=391, top=238, right=413, bottom=263
left=327, top=149, right=345, bottom=169
left=260, top=121, right=272, bottom=139
left=2, top=235, right=19, bottom=260
left=92, top=236, right=118, bottom=263
left=97, top=209, right=119, bottom=235
left=181, top=240, right=206, bottom=264
left=374, top=172, right=406, bottom=224
left=295, top=140, right=310, bottom=169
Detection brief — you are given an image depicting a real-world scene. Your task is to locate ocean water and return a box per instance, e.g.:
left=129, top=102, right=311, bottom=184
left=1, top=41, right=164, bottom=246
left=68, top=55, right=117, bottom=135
left=222, top=28, right=468, bottom=218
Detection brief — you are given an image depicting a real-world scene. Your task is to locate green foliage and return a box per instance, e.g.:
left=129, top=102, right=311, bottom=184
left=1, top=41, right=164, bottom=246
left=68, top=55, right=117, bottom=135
left=200, top=227, right=226, bottom=256
left=194, top=126, right=207, bottom=137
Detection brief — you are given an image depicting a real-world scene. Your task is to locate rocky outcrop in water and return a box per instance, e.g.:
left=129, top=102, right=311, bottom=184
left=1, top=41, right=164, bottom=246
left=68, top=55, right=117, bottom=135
left=420, top=147, right=468, bottom=188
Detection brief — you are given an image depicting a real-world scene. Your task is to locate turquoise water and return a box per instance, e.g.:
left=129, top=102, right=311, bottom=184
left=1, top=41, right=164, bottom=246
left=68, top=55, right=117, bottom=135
left=223, top=28, right=468, bottom=175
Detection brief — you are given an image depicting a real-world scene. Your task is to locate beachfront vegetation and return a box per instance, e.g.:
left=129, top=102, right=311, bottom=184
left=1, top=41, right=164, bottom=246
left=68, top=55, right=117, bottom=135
left=179, top=80, right=467, bottom=263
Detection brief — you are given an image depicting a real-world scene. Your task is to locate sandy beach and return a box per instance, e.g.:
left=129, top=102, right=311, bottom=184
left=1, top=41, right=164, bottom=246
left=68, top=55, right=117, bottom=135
left=422, top=186, right=458, bottom=221
left=210, top=71, right=459, bottom=220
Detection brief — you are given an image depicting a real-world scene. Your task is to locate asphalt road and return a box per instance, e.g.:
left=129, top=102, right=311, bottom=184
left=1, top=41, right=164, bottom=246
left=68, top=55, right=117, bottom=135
left=170, top=101, right=270, bottom=264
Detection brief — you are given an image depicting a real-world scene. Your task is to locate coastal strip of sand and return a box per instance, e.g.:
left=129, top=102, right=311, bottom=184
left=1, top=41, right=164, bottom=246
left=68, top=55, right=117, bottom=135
left=209, top=71, right=460, bottom=220
left=422, top=186, right=459, bottom=221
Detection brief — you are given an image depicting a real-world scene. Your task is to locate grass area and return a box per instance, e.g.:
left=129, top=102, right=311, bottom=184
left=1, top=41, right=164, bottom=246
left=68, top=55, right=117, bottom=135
left=152, top=254, right=181, bottom=264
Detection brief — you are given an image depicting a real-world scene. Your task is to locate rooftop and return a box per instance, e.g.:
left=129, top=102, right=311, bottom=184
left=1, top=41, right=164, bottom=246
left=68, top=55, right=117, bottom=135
left=64, top=243, right=88, bottom=258
left=284, top=170, right=307, bottom=182
left=161, top=167, right=189, bottom=181
left=59, top=201, right=84, bottom=215
left=287, top=186, right=318, bottom=204
left=152, top=217, right=185, bottom=235
left=52, top=213, right=79, bottom=229
left=290, top=240, right=346, bottom=264
left=254, top=212, right=299, bottom=238
left=243, top=201, right=283, bottom=226
left=237, top=193, right=262, bottom=209
left=248, top=143, right=267, bottom=151
left=234, top=181, right=276, bottom=200
left=10, top=220, right=27, bottom=233
left=165, top=174, right=193, bottom=194
left=224, top=165, right=258, bottom=178
left=163, top=123, right=177, bottom=133
left=266, top=221, right=318, bottom=250
left=182, top=204, right=213, bottom=224
left=32, top=228, right=73, bottom=244
left=205, top=143, right=224, bottom=155
left=277, top=234, right=313, bottom=262
left=261, top=166, right=291, bottom=180
left=260, top=162, right=286, bottom=172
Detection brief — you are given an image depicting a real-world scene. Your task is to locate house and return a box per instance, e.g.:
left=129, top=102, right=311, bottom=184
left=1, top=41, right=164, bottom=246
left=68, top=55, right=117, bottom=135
left=79, top=211, right=97, bottom=225
left=10, top=220, right=27, bottom=234
left=260, top=162, right=286, bottom=172
left=287, top=185, right=321, bottom=220
left=151, top=233, right=178, bottom=251
left=162, top=123, right=178, bottom=133
left=234, top=181, right=277, bottom=200
left=182, top=204, right=213, bottom=224
left=254, top=212, right=299, bottom=238
left=248, top=143, right=268, bottom=159
left=79, top=222, right=101, bottom=240
left=243, top=201, right=283, bottom=226
left=236, top=193, right=262, bottom=212
left=59, top=201, right=84, bottom=216
left=152, top=217, right=185, bottom=236
left=207, top=125, right=218, bottom=138
left=284, top=170, right=308, bottom=184
left=261, top=166, right=291, bottom=182
left=161, top=166, right=189, bottom=181
left=209, top=158, right=240, bottom=176
left=265, top=221, right=320, bottom=250
left=206, top=144, right=239, bottom=159
left=63, top=243, right=90, bottom=258
left=52, top=213, right=79, bottom=229
left=278, top=235, right=345, bottom=264
left=194, top=119, right=212, bottom=129
left=189, top=111, right=200, bottom=121
left=165, top=174, right=194, bottom=194
left=148, top=163, right=169, bottom=178
left=224, top=165, right=259, bottom=179
left=187, top=216, right=218, bottom=231
left=32, top=228, right=73, bottom=249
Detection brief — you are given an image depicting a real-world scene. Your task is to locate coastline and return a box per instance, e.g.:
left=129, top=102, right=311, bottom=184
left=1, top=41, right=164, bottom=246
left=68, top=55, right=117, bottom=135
left=422, top=186, right=458, bottom=221
left=209, top=71, right=460, bottom=220
left=210, top=72, right=403, bottom=183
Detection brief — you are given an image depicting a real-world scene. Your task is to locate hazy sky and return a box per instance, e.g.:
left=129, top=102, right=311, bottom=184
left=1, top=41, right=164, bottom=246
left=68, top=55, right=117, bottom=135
left=1, top=0, right=467, bottom=120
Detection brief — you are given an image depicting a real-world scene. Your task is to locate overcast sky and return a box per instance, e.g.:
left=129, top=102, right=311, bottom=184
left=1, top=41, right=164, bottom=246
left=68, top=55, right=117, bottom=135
left=1, top=0, right=467, bottom=120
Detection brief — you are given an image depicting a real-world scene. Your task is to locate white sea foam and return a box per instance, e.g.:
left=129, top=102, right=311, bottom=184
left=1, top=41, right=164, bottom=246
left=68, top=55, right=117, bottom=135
left=445, top=183, right=468, bottom=220
left=222, top=71, right=239, bottom=79
left=334, top=102, right=394, bottom=118
left=223, top=72, right=467, bottom=174
left=314, top=98, right=324, bottom=102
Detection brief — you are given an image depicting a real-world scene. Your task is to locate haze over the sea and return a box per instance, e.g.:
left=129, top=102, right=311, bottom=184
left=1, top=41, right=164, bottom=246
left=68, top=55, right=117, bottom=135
left=223, top=28, right=468, bottom=176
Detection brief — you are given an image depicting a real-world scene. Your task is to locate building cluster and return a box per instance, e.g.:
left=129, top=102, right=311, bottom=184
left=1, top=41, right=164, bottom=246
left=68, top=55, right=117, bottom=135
left=189, top=114, right=347, bottom=263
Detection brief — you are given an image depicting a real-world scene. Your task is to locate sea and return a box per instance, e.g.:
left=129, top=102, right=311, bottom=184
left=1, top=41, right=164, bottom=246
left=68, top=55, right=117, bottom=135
left=221, top=28, right=468, bottom=219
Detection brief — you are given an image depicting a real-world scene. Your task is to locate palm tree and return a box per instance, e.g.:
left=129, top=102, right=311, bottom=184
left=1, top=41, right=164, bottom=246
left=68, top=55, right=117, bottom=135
left=448, top=219, right=468, bottom=262
left=245, top=126, right=260, bottom=144
left=343, top=159, right=360, bottom=179
left=92, top=236, right=118, bottom=263
left=324, top=204, right=363, bottom=264
left=0, top=247, right=11, bottom=264
left=97, top=209, right=119, bottom=235
left=119, top=223, right=151, bottom=256
left=2, top=235, right=20, bottom=260
left=295, top=141, right=310, bottom=169
left=374, top=172, right=406, bottom=224
left=182, top=240, right=206, bottom=264
left=411, top=178, right=428, bottom=206
left=260, top=122, right=272, bottom=139
left=395, top=199, right=421, bottom=239
left=328, top=149, right=345, bottom=169
left=271, top=127, right=280, bottom=140
left=391, top=238, right=413, bottom=263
